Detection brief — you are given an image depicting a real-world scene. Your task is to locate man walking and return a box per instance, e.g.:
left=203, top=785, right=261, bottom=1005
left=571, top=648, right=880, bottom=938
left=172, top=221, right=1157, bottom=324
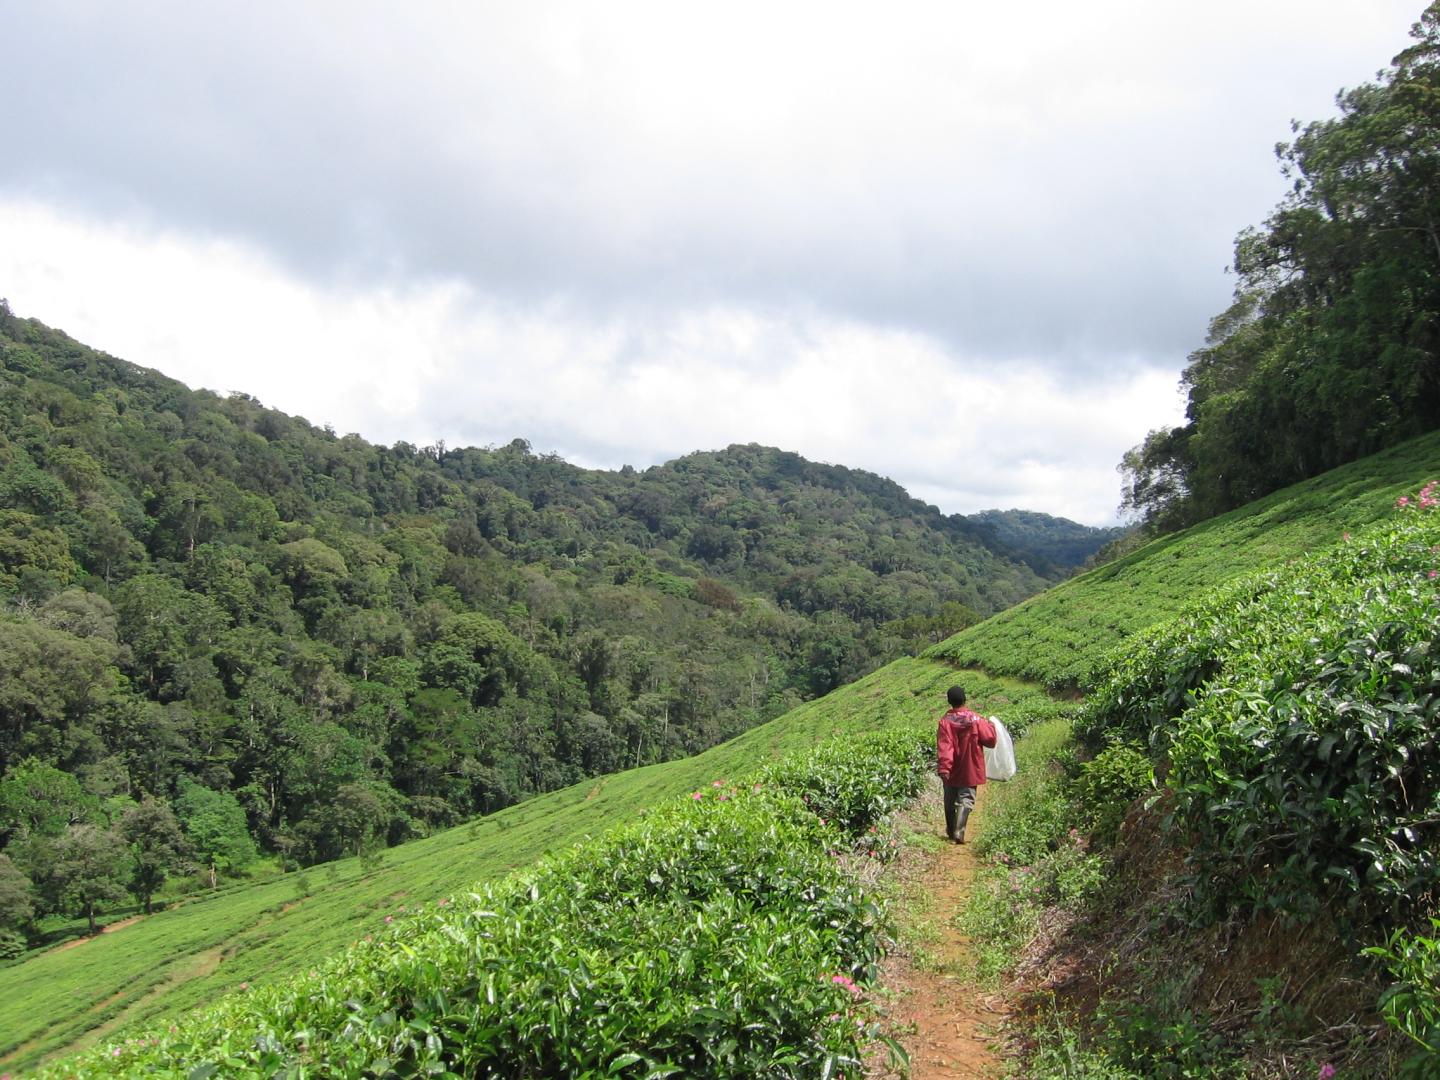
left=936, top=685, right=997, bottom=843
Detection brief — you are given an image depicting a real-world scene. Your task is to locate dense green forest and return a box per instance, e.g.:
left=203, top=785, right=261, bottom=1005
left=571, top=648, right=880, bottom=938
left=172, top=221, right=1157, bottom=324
left=1120, top=7, right=1440, bottom=532
left=0, top=307, right=1114, bottom=949
left=969, top=508, right=1124, bottom=573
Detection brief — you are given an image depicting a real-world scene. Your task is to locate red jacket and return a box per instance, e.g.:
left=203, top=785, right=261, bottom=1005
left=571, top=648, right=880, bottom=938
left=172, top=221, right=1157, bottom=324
left=937, top=708, right=997, bottom=787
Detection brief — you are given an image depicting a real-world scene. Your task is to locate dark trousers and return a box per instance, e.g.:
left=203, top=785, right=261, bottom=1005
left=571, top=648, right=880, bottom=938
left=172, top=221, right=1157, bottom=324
left=943, top=784, right=976, bottom=839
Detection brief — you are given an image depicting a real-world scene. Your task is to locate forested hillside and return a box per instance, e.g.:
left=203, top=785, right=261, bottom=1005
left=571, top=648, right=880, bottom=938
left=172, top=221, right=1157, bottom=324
left=1120, top=7, right=1440, bottom=532
left=0, top=308, right=1103, bottom=948
left=969, top=508, right=1124, bottom=573
left=18, top=456, right=1438, bottom=1077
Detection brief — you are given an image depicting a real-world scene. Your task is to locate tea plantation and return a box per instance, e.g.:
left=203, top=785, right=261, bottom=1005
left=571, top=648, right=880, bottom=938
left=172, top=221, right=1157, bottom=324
left=928, top=429, right=1440, bottom=690
left=8, top=429, right=1439, bottom=1075
left=0, top=665, right=1053, bottom=1074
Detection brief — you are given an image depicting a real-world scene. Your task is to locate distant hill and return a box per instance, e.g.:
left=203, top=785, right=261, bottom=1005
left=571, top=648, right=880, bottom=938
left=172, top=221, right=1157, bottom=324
left=969, top=508, right=1126, bottom=573
left=0, top=309, right=1066, bottom=899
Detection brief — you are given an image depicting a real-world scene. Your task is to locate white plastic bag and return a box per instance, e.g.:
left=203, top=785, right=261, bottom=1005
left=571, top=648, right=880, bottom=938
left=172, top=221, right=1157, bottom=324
left=985, top=716, right=1017, bottom=781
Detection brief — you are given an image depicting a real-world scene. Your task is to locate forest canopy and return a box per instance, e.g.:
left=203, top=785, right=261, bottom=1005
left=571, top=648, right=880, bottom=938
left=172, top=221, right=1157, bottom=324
left=0, top=307, right=1111, bottom=941
left=1121, top=4, right=1440, bottom=532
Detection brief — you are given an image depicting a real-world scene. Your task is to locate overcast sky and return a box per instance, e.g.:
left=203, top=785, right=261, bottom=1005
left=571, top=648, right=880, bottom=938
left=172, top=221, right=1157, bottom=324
left=0, top=2, right=1424, bottom=524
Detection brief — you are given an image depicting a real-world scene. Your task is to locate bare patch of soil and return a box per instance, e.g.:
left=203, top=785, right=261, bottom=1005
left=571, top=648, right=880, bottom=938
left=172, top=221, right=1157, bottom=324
left=870, top=781, right=1012, bottom=1079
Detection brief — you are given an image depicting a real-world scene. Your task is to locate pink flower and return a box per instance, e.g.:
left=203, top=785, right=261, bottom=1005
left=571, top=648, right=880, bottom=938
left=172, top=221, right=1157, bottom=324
left=717, top=793, right=729, bottom=801
left=712, top=780, right=725, bottom=788
left=384, top=916, right=393, bottom=924
left=1398, top=496, right=1411, bottom=508
left=690, top=791, right=704, bottom=800
left=828, top=973, right=863, bottom=998
left=1317, top=1065, right=1336, bottom=1080
left=1429, top=570, right=1438, bottom=580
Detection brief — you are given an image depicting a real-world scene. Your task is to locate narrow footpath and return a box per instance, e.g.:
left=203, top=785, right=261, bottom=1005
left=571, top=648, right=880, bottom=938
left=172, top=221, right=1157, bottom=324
left=868, top=781, right=1012, bottom=1079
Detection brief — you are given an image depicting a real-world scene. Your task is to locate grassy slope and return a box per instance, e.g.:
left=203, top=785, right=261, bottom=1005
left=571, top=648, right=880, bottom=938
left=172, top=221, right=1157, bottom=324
left=0, top=661, right=1045, bottom=1073
left=7, top=429, right=1437, bottom=1073
left=927, top=428, right=1440, bottom=689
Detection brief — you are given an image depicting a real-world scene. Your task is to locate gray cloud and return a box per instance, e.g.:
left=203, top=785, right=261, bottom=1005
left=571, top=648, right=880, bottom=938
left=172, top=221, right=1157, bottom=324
left=0, top=2, right=1423, bottom=522
left=5, top=1, right=1420, bottom=373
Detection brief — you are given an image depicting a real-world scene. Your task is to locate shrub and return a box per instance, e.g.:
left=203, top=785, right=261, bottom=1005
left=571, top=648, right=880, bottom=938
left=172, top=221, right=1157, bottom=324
left=47, top=728, right=930, bottom=1078
left=758, top=726, right=931, bottom=837
left=1366, top=919, right=1440, bottom=1077
left=1077, top=500, right=1440, bottom=926
left=975, top=783, right=1071, bottom=867
left=1067, top=743, right=1153, bottom=845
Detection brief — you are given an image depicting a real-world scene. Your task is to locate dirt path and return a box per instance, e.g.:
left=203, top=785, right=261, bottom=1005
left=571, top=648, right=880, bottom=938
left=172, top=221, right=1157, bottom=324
left=51, top=914, right=147, bottom=952
left=55, top=946, right=226, bottom=1065
left=870, top=781, right=1011, bottom=1079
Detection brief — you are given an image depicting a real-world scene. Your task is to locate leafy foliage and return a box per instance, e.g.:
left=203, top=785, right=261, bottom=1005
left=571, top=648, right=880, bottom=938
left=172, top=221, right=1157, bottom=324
left=928, top=428, right=1440, bottom=690
left=0, top=311, right=1101, bottom=941
left=1079, top=494, right=1440, bottom=928
left=1121, top=5, right=1440, bottom=531
left=1367, top=919, right=1440, bottom=1073
left=43, top=728, right=928, bottom=1078
left=970, top=509, right=1126, bottom=574
left=1065, top=743, right=1153, bottom=845
left=0, top=661, right=1039, bottom=1072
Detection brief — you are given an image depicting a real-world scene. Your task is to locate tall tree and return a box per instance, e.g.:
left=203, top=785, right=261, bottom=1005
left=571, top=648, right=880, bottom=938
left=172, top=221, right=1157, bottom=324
left=45, top=824, right=130, bottom=935
left=119, top=797, right=192, bottom=914
left=1122, top=4, right=1440, bottom=529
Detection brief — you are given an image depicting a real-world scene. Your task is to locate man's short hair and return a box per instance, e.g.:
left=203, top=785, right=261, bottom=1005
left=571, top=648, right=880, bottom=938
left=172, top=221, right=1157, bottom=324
left=947, top=685, right=967, bottom=707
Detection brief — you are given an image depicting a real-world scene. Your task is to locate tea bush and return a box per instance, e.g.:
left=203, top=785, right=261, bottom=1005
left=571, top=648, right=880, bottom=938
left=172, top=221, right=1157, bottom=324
left=1366, top=919, right=1440, bottom=1076
left=47, top=728, right=929, bottom=1078
left=926, top=430, right=1440, bottom=691
left=1078, top=496, right=1440, bottom=926
left=1067, top=743, right=1154, bottom=845
left=757, top=726, right=931, bottom=836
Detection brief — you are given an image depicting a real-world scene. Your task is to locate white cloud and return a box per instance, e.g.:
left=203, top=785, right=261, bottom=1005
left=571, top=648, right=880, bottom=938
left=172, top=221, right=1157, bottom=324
left=1, top=201, right=1181, bottom=523
left=0, top=1, right=1416, bottom=524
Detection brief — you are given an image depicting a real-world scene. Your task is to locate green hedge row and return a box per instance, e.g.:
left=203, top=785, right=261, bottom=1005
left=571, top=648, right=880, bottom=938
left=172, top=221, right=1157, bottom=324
left=45, top=728, right=929, bottom=1078
left=1079, top=497, right=1440, bottom=927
